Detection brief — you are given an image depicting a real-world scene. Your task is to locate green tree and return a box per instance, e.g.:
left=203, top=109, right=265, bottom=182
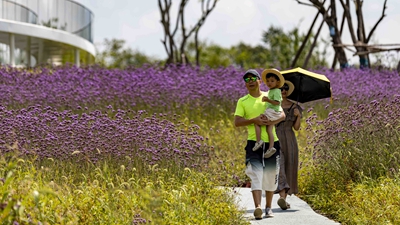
left=261, top=25, right=328, bottom=70
left=186, top=40, right=269, bottom=68
left=95, top=39, right=159, bottom=68
left=229, top=43, right=269, bottom=69
left=187, top=40, right=232, bottom=68
left=95, top=26, right=329, bottom=70
left=185, top=26, right=328, bottom=69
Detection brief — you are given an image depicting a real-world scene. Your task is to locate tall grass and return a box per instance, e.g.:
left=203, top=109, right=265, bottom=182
left=0, top=150, right=247, bottom=224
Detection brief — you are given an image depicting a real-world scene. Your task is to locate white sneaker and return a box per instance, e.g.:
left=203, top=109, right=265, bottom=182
left=252, top=140, right=264, bottom=151
left=265, top=207, right=274, bottom=218
left=264, top=147, right=276, bottom=158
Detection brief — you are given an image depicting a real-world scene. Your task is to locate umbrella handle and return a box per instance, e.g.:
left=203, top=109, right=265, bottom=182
left=296, top=76, right=303, bottom=103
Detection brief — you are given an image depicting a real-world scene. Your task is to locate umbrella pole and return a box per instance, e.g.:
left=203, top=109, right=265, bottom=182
left=297, top=76, right=303, bottom=103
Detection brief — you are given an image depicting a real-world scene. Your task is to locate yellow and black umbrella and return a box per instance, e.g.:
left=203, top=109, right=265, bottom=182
left=281, top=67, right=332, bottom=103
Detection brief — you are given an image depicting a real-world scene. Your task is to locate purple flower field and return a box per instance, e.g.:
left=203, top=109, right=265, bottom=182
left=0, top=104, right=209, bottom=168
left=1, top=66, right=399, bottom=111
left=0, top=65, right=246, bottom=112
left=302, top=69, right=400, bottom=182
left=0, top=65, right=399, bottom=171
left=322, top=68, right=400, bottom=104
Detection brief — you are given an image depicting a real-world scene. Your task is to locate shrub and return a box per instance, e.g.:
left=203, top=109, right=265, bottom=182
left=306, top=96, right=400, bottom=185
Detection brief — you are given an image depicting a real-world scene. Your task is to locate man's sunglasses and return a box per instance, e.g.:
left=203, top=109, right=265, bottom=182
left=244, top=77, right=258, bottom=83
left=280, top=86, right=289, bottom=91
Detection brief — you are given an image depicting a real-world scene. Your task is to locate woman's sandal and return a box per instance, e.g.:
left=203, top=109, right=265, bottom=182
left=277, top=197, right=288, bottom=210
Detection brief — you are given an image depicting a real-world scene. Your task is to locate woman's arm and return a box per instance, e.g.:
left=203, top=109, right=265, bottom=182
left=293, top=108, right=301, bottom=131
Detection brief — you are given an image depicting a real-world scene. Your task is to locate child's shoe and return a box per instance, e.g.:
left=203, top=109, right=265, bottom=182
left=252, top=140, right=264, bottom=151
left=264, top=147, right=276, bottom=158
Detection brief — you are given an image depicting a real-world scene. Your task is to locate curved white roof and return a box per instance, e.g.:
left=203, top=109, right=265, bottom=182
left=0, top=18, right=95, bottom=56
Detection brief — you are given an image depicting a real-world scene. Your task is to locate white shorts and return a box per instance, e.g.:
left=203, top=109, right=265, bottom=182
left=245, top=156, right=280, bottom=191
left=264, top=108, right=281, bottom=121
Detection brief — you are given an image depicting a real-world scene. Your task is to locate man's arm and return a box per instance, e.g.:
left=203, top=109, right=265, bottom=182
left=235, top=115, right=269, bottom=127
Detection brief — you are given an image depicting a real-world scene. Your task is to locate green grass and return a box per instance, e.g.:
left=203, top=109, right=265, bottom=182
left=0, top=150, right=248, bottom=225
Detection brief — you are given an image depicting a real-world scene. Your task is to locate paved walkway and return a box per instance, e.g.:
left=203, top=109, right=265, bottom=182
left=234, top=187, right=341, bottom=225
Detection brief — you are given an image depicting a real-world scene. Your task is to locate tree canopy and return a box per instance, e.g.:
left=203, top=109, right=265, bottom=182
left=96, top=25, right=329, bottom=70
left=95, top=39, right=160, bottom=68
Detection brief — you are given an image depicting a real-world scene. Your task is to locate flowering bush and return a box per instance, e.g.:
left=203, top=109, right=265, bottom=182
left=0, top=105, right=209, bottom=170
left=298, top=69, right=400, bottom=224
left=305, top=96, right=400, bottom=183
left=0, top=65, right=399, bottom=169
left=0, top=65, right=246, bottom=115
left=320, top=68, right=400, bottom=104
left=2, top=66, right=399, bottom=113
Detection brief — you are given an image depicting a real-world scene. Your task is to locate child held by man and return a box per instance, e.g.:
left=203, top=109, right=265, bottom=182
left=252, top=69, right=285, bottom=158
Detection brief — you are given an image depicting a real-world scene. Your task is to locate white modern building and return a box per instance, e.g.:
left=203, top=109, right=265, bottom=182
left=0, top=0, right=95, bottom=67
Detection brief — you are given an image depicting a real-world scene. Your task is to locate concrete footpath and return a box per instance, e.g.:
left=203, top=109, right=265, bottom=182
left=234, top=187, right=341, bottom=225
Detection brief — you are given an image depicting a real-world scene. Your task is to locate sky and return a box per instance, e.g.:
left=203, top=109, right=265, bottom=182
left=78, top=0, right=400, bottom=67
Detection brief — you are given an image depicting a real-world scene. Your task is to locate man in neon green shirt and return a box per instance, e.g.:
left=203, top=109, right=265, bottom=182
left=234, top=69, right=285, bottom=220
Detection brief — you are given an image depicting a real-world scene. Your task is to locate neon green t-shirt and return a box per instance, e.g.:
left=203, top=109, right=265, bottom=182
left=234, top=91, right=279, bottom=142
